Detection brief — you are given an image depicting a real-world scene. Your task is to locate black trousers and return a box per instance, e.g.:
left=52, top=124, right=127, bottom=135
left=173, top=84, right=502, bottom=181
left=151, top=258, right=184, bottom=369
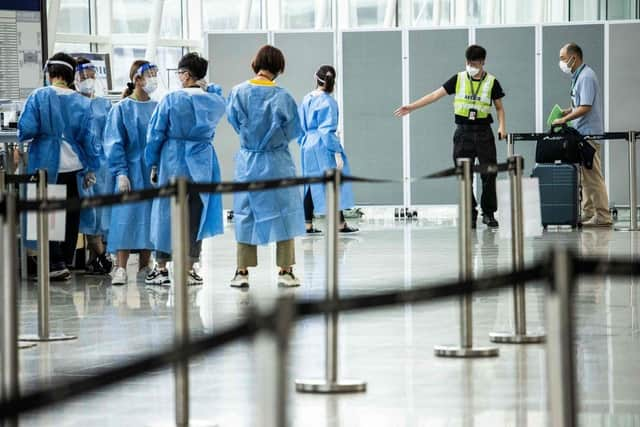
left=50, top=171, right=81, bottom=268
left=304, top=190, right=345, bottom=223
left=452, top=125, right=497, bottom=219
left=157, top=192, right=204, bottom=263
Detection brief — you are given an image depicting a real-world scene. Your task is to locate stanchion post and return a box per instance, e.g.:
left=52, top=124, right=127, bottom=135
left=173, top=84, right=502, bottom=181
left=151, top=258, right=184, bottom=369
left=546, top=248, right=577, bottom=427
left=507, top=133, right=514, bottom=158
left=629, top=131, right=637, bottom=231
left=173, top=177, right=190, bottom=427
left=1, top=191, right=20, bottom=427
left=490, top=156, right=545, bottom=344
left=19, top=169, right=76, bottom=342
left=296, top=169, right=367, bottom=393
left=435, top=158, right=499, bottom=358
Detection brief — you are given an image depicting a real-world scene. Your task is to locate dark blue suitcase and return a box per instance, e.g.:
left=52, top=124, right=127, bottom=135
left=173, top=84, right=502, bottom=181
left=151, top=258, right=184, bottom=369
left=532, top=163, right=581, bottom=228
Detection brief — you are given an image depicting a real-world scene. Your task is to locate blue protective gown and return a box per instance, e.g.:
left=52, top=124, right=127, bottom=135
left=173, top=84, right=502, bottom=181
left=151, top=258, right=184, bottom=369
left=104, top=97, right=158, bottom=252
left=18, top=86, right=99, bottom=183
left=145, top=85, right=226, bottom=255
left=298, top=90, right=355, bottom=214
left=78, top=97, right=113, bottom=237
left=226, top=80, right=305, bottom=245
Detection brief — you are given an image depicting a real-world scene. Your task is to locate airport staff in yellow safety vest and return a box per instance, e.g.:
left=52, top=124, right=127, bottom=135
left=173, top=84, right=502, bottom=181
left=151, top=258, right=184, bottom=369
left=395, top=45, right=507, bottom=229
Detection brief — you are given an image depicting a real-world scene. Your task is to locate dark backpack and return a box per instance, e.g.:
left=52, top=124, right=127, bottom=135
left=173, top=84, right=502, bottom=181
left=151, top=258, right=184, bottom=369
left=535, top=124, right=595, bottom=169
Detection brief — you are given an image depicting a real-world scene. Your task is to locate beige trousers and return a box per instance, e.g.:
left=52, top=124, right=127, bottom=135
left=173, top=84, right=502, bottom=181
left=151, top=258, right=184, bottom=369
left=237, top=239, right=295, bottom=268
left=581, top=142, right=612, bottom=222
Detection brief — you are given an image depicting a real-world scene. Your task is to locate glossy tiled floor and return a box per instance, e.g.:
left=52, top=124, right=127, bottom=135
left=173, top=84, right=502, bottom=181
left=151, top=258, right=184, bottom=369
left=14, top=215, right=640, bottom=426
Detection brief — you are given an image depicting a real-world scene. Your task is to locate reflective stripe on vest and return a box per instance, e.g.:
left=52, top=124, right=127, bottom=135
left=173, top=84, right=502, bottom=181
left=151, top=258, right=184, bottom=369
left=453, top=71, right=495, bottom=118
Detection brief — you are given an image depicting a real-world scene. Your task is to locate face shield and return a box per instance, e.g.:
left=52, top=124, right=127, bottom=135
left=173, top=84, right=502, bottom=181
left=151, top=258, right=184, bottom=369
left=75, top=62, right=105, bottom=97
left=134, top=63, right=167, bottom=101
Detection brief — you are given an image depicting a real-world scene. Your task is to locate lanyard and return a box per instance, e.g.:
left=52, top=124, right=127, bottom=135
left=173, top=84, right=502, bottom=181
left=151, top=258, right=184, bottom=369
left=571, top=64, right=585, bottom=91
left=468, top=72, right=486, bottom=100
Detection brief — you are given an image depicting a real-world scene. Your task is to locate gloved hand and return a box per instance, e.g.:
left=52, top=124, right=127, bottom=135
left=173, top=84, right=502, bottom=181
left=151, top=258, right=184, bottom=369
left=334, top=153, right=344, bottom=170
left=150, top=166, right=159, bottom=186
left=117, top=175, right=131, bottom=193
left=83, top=171, right=97, bottom=189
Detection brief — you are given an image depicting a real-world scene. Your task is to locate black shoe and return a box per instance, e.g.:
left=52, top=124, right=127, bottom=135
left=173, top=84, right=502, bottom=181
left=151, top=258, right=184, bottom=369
left=86, top=257, right=108, bottom=275
left=339, top=224, right=359, bottom=234
left=306, top=227, right=323, bottom=235
left=482, top=214, right=499, bottom=228
left=98, top=253, right=113, bottom=274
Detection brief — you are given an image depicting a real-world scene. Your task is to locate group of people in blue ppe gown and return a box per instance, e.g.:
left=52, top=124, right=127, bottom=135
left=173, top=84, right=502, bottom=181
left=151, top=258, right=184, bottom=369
left=17, top=44, right=358, bottom=289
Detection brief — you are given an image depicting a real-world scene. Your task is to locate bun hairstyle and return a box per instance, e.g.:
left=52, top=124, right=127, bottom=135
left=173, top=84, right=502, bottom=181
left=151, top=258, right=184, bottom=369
left=178, top=52, right=208, bottom=81
left=46, top=52, right=77, bottom=87
left=315, top=65, right=336, bottom=94
left=121, top=59, right=150, bottom=99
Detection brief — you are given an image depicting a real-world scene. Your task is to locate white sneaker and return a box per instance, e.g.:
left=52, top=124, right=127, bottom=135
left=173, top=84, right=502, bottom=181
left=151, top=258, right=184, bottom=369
left=145, top=266, right=171, bottom=286
left=230, top=270, right=249, bottom=288
left=277, top=270, right=301, bottom=288
left=111, top=267, right=128, bottom=286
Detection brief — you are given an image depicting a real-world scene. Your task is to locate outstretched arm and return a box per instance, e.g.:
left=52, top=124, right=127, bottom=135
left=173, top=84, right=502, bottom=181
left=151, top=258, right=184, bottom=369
left=394, top=87, right=448, bottom=117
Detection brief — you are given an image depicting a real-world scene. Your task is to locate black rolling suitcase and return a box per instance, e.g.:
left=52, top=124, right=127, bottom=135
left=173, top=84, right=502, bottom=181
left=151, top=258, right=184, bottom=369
left=531, top=163, right=581, bottom=228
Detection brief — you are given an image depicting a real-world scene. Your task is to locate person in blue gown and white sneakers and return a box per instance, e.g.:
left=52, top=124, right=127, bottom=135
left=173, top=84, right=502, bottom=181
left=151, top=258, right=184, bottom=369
left=74, top=57, right=114, bottom=275
left=226, top=45, right=305, bottom=288
left=145, top=52, right=226, bottom=286
left=298, top=65, right=359, bottom=235
left=105, top=60, right=159, bottom=285
left=18, top=52, right=99, bottom=281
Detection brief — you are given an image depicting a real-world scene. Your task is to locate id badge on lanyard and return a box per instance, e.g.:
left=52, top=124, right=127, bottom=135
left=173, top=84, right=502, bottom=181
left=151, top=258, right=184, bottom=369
left=467, top=73, right=484, bottom=121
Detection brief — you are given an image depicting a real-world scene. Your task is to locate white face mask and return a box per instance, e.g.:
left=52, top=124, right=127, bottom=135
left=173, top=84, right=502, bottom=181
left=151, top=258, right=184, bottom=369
left=558, top=60, right=571, bottom=74
left=559, top=57, right=574, bottom=74
left=466, top=64, right=481, bottom=77
left=77, top=78, right=96, bottom=95
left=143, top=77, right=158, bottom=94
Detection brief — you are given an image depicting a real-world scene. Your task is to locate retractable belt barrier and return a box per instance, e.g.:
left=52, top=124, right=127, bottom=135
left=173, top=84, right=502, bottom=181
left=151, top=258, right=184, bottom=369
left=0, top=160, right=586, bottom=427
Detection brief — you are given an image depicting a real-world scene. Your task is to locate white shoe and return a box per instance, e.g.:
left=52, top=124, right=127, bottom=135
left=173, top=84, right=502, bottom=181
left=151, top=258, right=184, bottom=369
left=230, top=270, right=249, bottom=288
left=145, top=266, right=171, bottom=286
left=111, top=267, right=128, bottom=286
left=277, top=270, right=301, bottom=288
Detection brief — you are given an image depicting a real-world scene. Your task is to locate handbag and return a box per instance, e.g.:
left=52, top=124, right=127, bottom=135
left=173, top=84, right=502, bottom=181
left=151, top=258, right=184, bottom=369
left=536, top=124, right=591, bottom=167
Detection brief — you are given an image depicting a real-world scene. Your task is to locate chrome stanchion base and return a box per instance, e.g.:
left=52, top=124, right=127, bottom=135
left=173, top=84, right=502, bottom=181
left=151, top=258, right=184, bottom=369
left=614, top=225, right=638, bottom=232
left=434, top=345, right=499, bottom=358
left=19, top=342, right=37, bottom=349
left=148, top=420, right=218, bottom=427
left=489, top=332, right=546, bottom=344
left=19, top=333, right=77, bottom=342
left=295, top=379, right=367, bottom=394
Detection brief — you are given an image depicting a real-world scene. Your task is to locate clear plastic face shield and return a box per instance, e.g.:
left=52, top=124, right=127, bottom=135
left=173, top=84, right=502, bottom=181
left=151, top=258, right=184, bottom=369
left=43, top=59, right=74, bottom=86
left=75, top=63, right=105, bottom=97
left=134, top=63, right=167, bottom=100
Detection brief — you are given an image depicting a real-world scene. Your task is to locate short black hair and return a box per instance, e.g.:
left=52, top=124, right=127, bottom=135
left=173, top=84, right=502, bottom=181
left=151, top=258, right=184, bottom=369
left=465, top=45, right=487, bottom=62
left=565, top=43, right=583, bottom=60
left=178, top=52, right=208, bottom=80
left=47, top=52, right=76, bottom=86
left=251, top=45, right=286, bottom=76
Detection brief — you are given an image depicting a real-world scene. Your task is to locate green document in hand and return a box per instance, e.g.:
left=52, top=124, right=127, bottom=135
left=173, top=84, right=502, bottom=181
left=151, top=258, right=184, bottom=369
left=547, top=104, right=564, bottom=128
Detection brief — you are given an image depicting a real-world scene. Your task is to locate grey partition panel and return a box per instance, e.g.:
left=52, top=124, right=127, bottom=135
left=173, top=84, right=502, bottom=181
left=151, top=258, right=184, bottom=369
left=608, top=23, right=640, bottom=205
left=273, top=32, right=334, bottom=175
left=477, top=27, right=536, bottom=176
left=409, top=29, right=468, bottom=205
left=343, top=31, right=403, bottom=205
left=207, top=32, right=268, bottom=208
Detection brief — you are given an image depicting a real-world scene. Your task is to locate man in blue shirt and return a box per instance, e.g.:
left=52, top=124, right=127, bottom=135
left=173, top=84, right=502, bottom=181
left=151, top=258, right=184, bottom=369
left=553, top=43, right=612, bottom=227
